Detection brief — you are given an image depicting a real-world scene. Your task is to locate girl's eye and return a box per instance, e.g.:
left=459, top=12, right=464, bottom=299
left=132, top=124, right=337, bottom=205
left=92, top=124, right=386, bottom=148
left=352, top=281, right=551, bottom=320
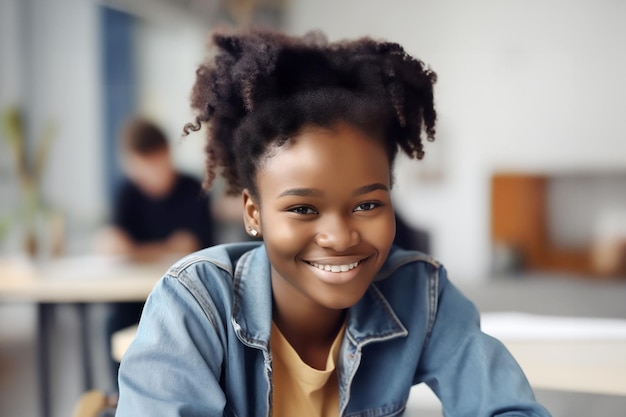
left=354, top=202, right=378, bottom=212
left=289, top=206, right=318, bottom=215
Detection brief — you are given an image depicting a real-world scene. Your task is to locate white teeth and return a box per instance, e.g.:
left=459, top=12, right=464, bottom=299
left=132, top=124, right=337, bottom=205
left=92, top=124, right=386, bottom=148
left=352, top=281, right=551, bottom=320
left=309, top=261, right=359, bottom=272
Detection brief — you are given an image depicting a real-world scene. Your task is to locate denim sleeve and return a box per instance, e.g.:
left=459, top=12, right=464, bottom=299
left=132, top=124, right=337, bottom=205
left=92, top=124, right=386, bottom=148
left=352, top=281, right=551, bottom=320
left=416, top=265, right=552, bottom=417
left=116, top=274, right=227, bottom=417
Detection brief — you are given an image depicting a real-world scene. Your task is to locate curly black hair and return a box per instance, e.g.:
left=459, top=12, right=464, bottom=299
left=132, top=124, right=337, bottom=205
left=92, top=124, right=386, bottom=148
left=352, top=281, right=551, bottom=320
left=183, top=28, right=437, bottom=197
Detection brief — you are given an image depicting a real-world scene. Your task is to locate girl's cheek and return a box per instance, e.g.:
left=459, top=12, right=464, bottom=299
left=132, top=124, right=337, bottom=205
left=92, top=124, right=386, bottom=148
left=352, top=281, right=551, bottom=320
left=264, top=218, right=313, bottom=249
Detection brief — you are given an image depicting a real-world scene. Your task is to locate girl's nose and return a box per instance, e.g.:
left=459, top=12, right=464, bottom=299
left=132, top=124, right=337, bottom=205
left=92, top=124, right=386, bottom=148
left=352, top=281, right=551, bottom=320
left=315, top=215, right=360, bottom=252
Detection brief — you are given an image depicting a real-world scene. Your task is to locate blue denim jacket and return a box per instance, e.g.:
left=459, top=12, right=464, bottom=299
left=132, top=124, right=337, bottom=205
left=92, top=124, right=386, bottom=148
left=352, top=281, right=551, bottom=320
left=117, top=242, right=551, bottom=417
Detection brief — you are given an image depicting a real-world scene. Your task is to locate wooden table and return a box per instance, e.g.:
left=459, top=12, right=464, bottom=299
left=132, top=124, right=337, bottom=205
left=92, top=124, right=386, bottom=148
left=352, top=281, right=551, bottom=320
left=0, top=255, right=166, bottom=417
left=0, top=255, right=164, bottom=302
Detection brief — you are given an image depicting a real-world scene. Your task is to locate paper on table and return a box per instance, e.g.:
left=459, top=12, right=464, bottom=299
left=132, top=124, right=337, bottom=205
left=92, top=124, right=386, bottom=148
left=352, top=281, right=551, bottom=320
left=481, top=312, right=626, bottom=341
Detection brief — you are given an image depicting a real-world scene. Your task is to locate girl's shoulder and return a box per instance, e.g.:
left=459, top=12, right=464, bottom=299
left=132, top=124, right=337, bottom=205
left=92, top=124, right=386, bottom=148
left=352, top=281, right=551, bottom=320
left=154, top=242, right=265, bottom=319
left=160, top=242, right=265, bottom=300
left=376, top=245, right=442, bottom=282
left=167, top=241, right=263, bottom=278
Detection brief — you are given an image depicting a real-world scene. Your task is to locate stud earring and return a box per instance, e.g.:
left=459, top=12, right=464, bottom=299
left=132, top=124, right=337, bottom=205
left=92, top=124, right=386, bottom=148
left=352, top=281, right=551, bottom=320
left=248, top=228, right=259, bottom=237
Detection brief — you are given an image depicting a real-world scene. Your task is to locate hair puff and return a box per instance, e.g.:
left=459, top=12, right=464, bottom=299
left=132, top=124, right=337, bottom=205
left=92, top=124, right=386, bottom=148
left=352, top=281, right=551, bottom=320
left=184, top=28, right=437, bottom=196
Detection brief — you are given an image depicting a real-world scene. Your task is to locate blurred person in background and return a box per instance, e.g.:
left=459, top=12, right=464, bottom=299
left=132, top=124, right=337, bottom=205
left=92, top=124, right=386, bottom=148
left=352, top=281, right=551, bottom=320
left=96, top=116, right=215, bottom=388
left=97, top=116, right=214, bottom=260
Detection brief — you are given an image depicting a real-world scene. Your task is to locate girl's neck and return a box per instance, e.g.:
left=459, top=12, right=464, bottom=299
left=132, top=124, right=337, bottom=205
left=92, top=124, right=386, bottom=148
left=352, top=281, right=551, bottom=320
left=273, top=302, right=345, bottom=344
left=271, top=283, right=346, bottom=369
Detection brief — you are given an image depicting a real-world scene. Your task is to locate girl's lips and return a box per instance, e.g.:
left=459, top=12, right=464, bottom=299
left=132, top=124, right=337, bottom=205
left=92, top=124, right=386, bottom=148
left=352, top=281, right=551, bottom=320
left=306, top=260, right=360, bottom=272
left=302, top=257, right=370, bottom=285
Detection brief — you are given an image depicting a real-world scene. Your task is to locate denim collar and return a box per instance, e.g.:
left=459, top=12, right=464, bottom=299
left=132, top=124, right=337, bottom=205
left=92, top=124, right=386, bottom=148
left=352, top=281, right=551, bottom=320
left=231, top=244, right=412, bottom=352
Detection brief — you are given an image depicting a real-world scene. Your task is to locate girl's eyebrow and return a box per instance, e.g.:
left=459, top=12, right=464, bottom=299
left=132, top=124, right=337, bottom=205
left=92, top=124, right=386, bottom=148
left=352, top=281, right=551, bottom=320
left=353, top=183, right=388, bottom=196
left=278, top=188, right=323, bottom=198
left=277, top=183, right=388, bottom=199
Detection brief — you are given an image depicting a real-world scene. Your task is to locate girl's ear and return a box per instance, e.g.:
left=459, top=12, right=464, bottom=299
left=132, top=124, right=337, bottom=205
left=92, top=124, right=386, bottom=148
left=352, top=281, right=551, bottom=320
left=242, top=189, right=262, bottom=237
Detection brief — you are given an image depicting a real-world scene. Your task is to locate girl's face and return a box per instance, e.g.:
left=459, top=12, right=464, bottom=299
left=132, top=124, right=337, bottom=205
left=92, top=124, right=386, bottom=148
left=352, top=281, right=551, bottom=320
left=243, top=122, right=396, bottom=312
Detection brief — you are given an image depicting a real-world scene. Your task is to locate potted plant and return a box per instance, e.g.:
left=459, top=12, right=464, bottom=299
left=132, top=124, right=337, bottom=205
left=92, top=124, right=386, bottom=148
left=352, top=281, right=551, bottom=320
left=1, top=107, right=62, bottom=258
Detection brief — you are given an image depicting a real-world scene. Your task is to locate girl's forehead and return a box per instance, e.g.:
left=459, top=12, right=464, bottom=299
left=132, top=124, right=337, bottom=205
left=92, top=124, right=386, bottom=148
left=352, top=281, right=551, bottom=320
left=266, top=122, right=384, bottom=158
left=256, top=123, right=391, bottom=192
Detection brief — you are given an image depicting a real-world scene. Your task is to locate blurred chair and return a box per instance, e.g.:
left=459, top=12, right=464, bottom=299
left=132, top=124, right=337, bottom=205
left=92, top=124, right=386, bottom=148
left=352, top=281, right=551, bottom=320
left=70, top=391, right=116, bottom=417
left=111, top=324, right=138, bottom=363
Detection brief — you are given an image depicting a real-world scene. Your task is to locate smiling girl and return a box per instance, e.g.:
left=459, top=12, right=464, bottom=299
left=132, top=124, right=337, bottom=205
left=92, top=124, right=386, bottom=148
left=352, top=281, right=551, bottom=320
left=116, top=29, right=551, bottom=417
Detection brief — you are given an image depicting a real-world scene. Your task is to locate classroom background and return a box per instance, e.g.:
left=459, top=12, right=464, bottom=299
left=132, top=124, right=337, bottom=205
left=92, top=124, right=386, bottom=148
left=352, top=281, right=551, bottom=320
left=1, top=1, right=625, bottom=416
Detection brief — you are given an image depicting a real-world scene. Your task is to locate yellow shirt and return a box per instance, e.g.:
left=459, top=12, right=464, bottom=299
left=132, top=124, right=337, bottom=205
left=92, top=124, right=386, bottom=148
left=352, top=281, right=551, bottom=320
left=270, top=322, right=345, bottom=417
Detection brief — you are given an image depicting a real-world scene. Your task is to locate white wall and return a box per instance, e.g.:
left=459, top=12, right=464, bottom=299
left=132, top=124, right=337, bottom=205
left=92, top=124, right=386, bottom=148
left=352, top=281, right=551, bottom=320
left=134, top=18, right=210, bottom=178
left=285, top=0, right=626, bottom=282
left=0, top=0, right=22, bottom=108
left=0, top=0, right=23, bottom=214
left=1, top=0, right=105, bottom=252
left=28, top=0, right=105, bottom=220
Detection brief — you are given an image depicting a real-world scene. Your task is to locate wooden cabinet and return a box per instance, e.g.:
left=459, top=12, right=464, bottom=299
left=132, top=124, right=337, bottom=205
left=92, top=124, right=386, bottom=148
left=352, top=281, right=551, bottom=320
left=491, top=174, right=596, bottom=277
